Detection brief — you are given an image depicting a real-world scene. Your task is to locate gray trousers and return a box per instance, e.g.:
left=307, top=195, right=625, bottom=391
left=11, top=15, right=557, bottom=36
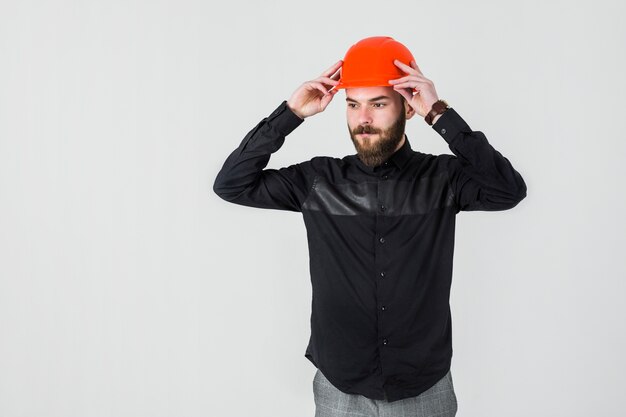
left=313, top=369, right=458, bottom=417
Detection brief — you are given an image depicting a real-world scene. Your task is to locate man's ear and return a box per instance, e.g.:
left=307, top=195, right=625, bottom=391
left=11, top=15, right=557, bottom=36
left=404, top=99, right=416, bottom=120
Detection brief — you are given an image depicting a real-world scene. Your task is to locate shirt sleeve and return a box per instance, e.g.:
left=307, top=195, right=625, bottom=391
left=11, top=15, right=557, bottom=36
left=433, top=108, right=527, bottom=212
left=212, top=100, right=312, bottom=212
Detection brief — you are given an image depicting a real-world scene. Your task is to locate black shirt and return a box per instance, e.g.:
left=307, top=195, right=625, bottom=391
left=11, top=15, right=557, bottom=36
left=213, top=100, right=527, bottom=403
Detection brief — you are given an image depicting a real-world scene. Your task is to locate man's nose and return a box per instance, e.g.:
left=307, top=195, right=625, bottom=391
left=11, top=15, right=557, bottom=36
left=358, top=107, right=373, bottom=125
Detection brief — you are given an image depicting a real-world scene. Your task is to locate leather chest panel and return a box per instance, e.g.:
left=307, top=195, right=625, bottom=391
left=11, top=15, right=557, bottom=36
left=302, top=173, right=455, bottom=216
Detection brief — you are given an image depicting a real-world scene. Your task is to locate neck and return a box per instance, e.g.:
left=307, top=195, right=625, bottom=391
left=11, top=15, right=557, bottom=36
left=394, top=134, right=406, bottom=153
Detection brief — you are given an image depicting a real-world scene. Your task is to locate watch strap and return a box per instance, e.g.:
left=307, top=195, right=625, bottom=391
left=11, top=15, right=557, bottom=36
left=425, top=99, right=449, bottom=125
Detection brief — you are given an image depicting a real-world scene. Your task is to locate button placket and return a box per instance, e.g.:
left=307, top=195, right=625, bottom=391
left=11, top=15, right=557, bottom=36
left=376, top=170, right=393, bottom=361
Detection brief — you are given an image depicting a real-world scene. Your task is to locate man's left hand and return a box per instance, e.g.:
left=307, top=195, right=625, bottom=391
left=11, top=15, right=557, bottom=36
left=389, top=59, right=440, bottom=119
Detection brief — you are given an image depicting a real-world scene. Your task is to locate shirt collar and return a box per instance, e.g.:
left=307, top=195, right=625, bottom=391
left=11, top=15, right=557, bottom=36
left=351, top=134, right=413, bottom=173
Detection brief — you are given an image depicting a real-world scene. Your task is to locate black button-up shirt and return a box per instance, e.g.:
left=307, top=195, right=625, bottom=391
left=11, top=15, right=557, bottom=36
left=213, top=100, right=527, bottom=402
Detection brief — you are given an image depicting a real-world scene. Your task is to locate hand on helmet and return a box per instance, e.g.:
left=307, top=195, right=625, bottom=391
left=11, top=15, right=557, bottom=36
left=287, top=60, right=342, bottom=119
left=388, top=59, right=439, bottom=118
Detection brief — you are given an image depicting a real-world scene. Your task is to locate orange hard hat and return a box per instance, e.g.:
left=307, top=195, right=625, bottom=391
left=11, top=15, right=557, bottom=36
left=334, top=36, right=415, bottom=90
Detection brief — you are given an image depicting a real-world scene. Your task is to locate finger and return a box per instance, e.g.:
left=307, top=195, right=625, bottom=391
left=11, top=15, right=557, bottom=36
left=316, top=75, right=340, bottom=86
left=322, top=60, right=343, bottom=77
left=395, top=87, right=413, bottom=103
left=389, top=75, right=431, bottom=84
left=328, top=83, right=339, bottom=94
left=326, top=69, right=342, bottom=91
left=393, top=85, right=421, bottom=97
left=396, top=88, right=417, bottom=97
left=388, top=75, right=413, bottom=84
left=393, top=59, right=417, bottom=74
left=320, top=89, right=340, bottom=110
left=391, top=81, right=425, bottom=90
left=321, top=88, right=338, bottom=104
left=410, top=60, right=423, bottom=74
left=308, top=81, right=330, bottom=95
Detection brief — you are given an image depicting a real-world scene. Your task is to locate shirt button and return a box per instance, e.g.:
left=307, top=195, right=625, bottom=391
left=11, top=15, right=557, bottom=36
left=441, top=128, right=446, bottom=134
left=383, top=338, right=388, bottom=345
left=381, top=305, right=386, bottom=311
left=380, top=205, right=386, bottom=212
left=380, top=271, right=385, bottom=277
left=379, top=237, right=385, bottom=244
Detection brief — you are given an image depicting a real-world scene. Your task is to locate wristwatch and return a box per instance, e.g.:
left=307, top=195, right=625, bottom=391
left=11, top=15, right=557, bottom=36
left=425, top=99, right=449, bottom=125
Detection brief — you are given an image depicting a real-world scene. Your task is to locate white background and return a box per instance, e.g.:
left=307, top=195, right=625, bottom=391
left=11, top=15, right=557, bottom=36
left=1, top=1, right=625, bottom=416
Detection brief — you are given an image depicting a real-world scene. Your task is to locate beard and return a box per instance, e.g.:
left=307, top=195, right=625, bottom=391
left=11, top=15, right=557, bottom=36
left=348, top=110, right=406, bottom=168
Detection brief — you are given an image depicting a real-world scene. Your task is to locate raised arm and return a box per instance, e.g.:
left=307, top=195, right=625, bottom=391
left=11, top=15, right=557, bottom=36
left=212, top=60, right=342, bottom=212
left=433, top=109, right=527, bottom=211
left=389, top=59, right=527, bottom=212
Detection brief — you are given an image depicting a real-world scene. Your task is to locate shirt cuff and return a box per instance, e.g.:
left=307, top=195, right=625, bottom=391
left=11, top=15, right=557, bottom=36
left=267, top=100, right=305, bottom=136
left=431, top=107, right=471, bottom=144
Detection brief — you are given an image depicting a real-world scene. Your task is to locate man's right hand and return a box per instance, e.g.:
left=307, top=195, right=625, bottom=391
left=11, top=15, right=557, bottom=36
left=286, top=60, right=342, bottom=119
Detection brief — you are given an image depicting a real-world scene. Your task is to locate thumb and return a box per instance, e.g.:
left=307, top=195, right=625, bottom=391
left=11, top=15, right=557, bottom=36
left=394, top=86, right=413, bottom=103
left=320, top=89, right=337, bottom=110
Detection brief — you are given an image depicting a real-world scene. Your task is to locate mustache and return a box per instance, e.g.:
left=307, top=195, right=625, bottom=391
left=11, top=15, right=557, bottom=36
left=353, top=125, right=380, bottom=135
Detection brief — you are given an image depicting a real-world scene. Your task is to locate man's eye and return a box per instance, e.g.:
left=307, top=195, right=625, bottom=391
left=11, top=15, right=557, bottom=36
left=348, top=103, right=357, bottom=108
left=373, top=103, right=385, bottom=108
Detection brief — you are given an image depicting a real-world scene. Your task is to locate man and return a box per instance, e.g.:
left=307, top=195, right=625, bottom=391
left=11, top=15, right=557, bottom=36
left=213, top=36, right=527, bottom=417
